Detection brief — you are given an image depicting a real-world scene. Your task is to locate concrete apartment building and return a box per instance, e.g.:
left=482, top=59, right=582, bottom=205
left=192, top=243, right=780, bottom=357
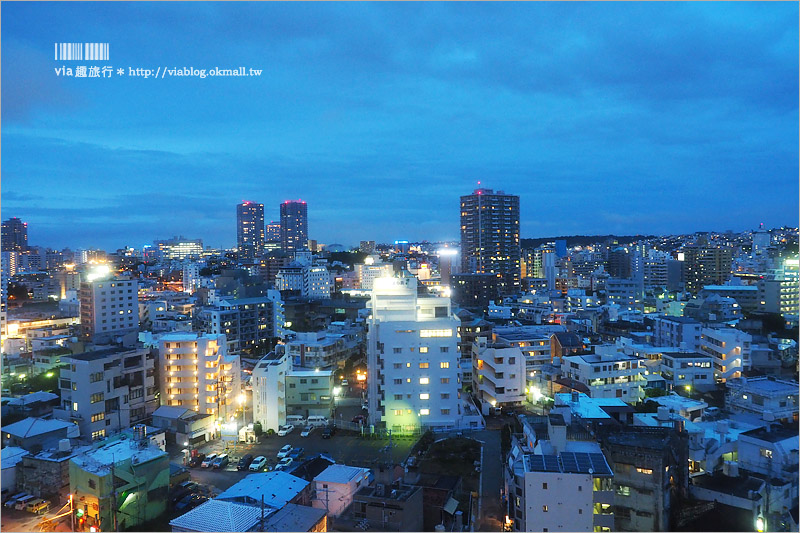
left=725, top=376, right=799, bottom=423
left=158, top=332, right=241, bottom=419
left=652, top=316, right=702, bottom=351
left=699, top=327, right=752, bottom=382
left=562, top=351, right=647, bottom=403
left=472, top=336, right=526, bottom=414
left=53, top=346, right=157, bottom=441
left=196, top=292, right=284, bottom=354
left=367, top=274, right=462, bottom=433
left=660, top=352, right=715, bottom=392
left=79, top=276, right=139, bottom=344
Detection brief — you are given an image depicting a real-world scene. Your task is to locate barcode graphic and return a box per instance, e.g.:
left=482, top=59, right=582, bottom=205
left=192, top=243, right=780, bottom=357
left=54, top=42, right=109, bottom=61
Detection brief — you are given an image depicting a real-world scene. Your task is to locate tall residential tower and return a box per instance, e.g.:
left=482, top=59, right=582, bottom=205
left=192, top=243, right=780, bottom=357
left=280, top=200, right=308, bottom=252
left=236, top=201, right=265, bottom=259
left=460, top=188, right=521, bottom=293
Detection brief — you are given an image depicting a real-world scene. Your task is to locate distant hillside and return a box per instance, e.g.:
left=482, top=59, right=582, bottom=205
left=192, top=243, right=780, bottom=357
left=521, top=235, right=657, bottom=249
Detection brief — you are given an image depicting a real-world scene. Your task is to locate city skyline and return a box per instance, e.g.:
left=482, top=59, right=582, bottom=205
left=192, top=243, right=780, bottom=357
left=2, top=2, right=798, bottom=250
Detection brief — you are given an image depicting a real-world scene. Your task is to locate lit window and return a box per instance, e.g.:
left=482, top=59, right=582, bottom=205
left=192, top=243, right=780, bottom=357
left=420, top=409, right=430, bottom=415
left=420, top=393, right=430, bottom=400
left=419, top=363, right=429, bottom=369
left=420, top=329, right=453, bottom=338
left=542, top=505, right=548, bottom=512
left=420, top=347, right=428, bottom=353
left=440, top=362, right=450, bottom=368
left=636, top=467, right=653, bottom=475
left=760, top=449, right=773, bottom=459
left=420, top=378, right=429, bottom=385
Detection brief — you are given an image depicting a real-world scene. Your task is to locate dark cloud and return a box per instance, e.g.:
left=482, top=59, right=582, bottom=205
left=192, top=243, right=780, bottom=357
left=1, top=2, right=797, bottom=250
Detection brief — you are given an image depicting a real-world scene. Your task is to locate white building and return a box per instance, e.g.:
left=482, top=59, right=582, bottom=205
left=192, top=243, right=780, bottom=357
left=660, top=352, right=714, bottom=392
left=79, top=276, right=139, bottom=344
left=182, top=263, right=201, bottom=294
left=197, top=293, right=284, bottom=353
left=652, top=316, right=702, bottom=351
left=284, top=328, right=361, bottom=369
left=505, top=415, right=615, bottom=532
left=367, top=274, right=462, bottom=433
left=252, top=350, right=291, bottom=432
left=472, top=336, right=526, bottom=413
left=158, top=332, right=241, bottom=419
left=562, top=351, right=647, bottom=403
left=312, top=464, right=371, bottom=518
left=606, top=278, right=642, bottom=312
left=276, top=262, right=332, bottom=299
left=699, top=327, right=752, bottom=382
left=737, top=424, right=799, bottom=482
left=725, top=376, right=799, bottom=423
left=355, top=262, right=394, bottom=290
left=53, top=346, right=157, bottom=441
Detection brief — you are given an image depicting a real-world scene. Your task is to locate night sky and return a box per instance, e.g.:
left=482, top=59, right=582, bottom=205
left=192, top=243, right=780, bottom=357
left=2, top=2, right=798, bottom=250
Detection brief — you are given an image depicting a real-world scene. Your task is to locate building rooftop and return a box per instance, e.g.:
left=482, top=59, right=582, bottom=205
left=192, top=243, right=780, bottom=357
left=554, top=393, right=629, bottom=420
left=68, top=346, right=135, bottom=361
left=7, top=391, right=58, bottom=406
left=651, top=394, right=708, bottom=413
left=288, top=368, right=334, bottom=378
left=158, top=331, right=224, bottom=342
left=691, top=473, right=764, bottom=500
left=657, top=316, right=700, bottom=324
left=702, top=285, right=758, bottom=291
left=357, top=483, right=420, bottom=502
left=4, top=417, right=77, bottom=439
left=217, top=472, right=309, bottom=507
left=262, top=502, right=326, bottom=532
left=524, top=451, right=613, bottom=477
left=727, top=376, right=799, bottom=395
left=71, top=436, right=167, bottom=474
left=168, top=499, right=266, bottom=532
left=314, top=464, right=370, bottom=485
left=1, top=447, right=29, bottom=469
left=741, top=423, right=800, bottom=445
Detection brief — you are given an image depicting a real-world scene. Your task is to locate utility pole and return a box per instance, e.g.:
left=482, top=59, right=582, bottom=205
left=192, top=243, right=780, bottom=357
left=69, top=494, right=75, bottom=532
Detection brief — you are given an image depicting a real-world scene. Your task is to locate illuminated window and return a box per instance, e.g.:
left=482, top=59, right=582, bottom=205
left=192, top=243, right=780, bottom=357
left=419, top=347, right=428, bottom=353
left=420, top=409, right=430, bottom=415
left=636, top=468, right=653, bottom=475
left=440, top=362, right=450, bottom=368
left=542, top=505, right=548, bottom=512
left=420, top=378, right=429, bottom=385
left=393, top=409, right=403, bottom=416
left=420, top=393, right=430, bottom=400
left=419, top=363, right=429, bottom=369
left=760, top=449, right=773, bottom=459
left=420, top=329, right=453, bottom=338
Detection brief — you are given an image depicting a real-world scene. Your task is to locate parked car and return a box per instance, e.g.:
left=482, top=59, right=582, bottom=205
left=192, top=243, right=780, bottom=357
left=287, top=447, right=304, bottom=459
left=277, top=445, right=293, bottom=459
left=188, top=453, right=206, bottom=468
left=249, top=456, right=268, bottom=472
left=321, top=426, right=336, bottom=439
left=175, top=493, right=207, bottom=513
left=211, top=453, right=229, bottom=469
left=277, top=424, right=294, bottom=436
left=275, top=457, right=294, bottom=471
left=5, top=493, right=29, bottom=509
left=300, top=427, right=314, bottom=437
left=26, top=499, right=50, bottom=514
left=237, top=454, right=254, bottom=471
left=200, top=453, right=218, bottom=468
left=341, top=379, right=349, bottom=386
left=14, top=495, right=36, bottom=511
left=170, top=481, right=199, bottom=505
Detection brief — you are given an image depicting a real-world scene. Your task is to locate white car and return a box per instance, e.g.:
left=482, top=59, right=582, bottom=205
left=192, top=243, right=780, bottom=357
left=275, top=457, right=294, bottom=471
left=249, top=456, right=268, bottom=472
left=277, top=424, right=294, bottom=436
left=300, top=427, right=314, bottom=437
left=277, top=445, right=293, bottom=459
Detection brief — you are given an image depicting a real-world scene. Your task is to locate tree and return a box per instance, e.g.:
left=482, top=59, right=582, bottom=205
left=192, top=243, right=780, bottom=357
left=500, top=424, right=512, bottom=456
left=644, top=387, right=668, bottom=398
left=253, top=422, right=263, bottom=437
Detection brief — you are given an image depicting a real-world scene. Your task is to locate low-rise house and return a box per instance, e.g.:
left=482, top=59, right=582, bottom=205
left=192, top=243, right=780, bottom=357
left=725, top=376, right=799, bottom=423
left=2, top=416, right=79, bottom=451
left=151, top=405, right=216, bottom=446
left=312, top=464, right=371, bottom=518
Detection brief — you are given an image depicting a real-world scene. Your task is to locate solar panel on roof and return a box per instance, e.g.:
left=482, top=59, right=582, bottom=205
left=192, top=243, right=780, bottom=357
left=544, top=455, right=560, bottom=472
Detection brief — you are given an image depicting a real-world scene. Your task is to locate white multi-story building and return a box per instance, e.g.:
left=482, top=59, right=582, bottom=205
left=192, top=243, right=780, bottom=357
left=473, top=336, right=526, bottom=413
left=276, top=262, right=332, bottom=299
left=158, top=332, right=241, bottom=419
left=355, top=262, right=394, bottom=290
left=606, top=278, right=642, bottom=312
left=367, top=274, right=462, bottom=433
left=660, top=352, right=714, bottom=391
left=725, top=376, right=798, bottom=423
left=252, top=350, right=291, bottom=431
left=197, top=293, right=284, bottom=353
left=284, top=328, right=361, bottom=369
left=53, top=346, right=157, bottom=441
left=79, top=276, right=139, bottom=344
left=505, top=415, right=615, bottom=532
left=699, top=327, right=751, bottom=382
left=182, top=263, right=201, bottom=294
left=652, top=316, right=702, bottom=351
left=562, top=351, right=647, bottom=403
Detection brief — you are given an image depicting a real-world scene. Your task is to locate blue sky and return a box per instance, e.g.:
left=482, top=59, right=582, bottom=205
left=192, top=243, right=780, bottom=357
left=2, top=2, right=798, bottom=250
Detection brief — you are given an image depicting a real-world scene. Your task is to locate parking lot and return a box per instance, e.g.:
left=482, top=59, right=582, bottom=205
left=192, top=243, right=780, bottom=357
left=179, top=427, right=417, bottom=495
